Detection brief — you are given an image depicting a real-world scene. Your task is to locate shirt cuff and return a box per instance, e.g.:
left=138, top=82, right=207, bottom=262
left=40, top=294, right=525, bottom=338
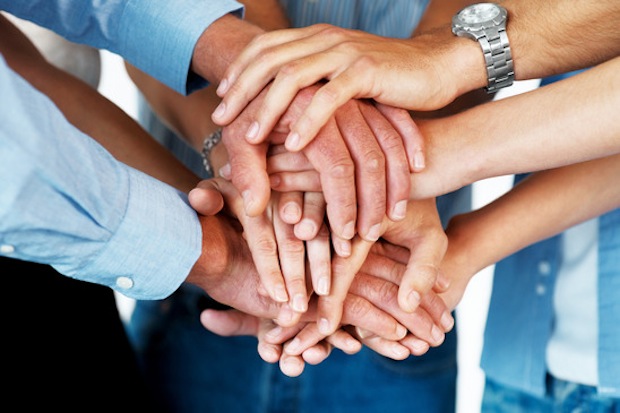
left=119, top=0, right=244, bottom=95
left=85, top=167, right=202, bottom=300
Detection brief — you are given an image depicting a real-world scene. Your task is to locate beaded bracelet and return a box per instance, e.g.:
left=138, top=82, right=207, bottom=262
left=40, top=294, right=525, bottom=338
left=201, top=128, right=222, bottom=177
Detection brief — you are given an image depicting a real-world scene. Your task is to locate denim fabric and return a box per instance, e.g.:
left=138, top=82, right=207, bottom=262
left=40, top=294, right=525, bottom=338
left=129, top=285, right=458, bottom=413
left=481, top=376, right=620, bottom=413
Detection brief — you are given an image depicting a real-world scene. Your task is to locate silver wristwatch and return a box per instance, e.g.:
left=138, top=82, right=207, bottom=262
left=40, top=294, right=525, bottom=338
left=452, top=3, right=514, bottom=93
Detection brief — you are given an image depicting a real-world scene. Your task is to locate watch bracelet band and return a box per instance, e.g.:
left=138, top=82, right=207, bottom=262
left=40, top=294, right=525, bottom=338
left=480, top=29, right=514, bottom=93
left=201, top=128, right=222, bottom=177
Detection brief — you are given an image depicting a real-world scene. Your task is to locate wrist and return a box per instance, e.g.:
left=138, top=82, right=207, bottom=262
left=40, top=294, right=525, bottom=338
left=192, top=14, right=264, bottom=84
left=416, top=25, right=489, bottom=103
left=186, top=214, right=232, bottom=290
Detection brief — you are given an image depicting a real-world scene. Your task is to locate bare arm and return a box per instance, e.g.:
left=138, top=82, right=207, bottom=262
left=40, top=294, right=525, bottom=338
left=410, top=56, right=620, bottom=199
left=213, top=0, right=620, bottom=147
left=440, top=153, right=620, bottom=309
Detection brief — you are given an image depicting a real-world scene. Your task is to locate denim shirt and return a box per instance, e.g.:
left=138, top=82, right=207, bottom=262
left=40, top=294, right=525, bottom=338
left=0, top=0, right=243, bottom=94
left=481, top=191, right=620, bottom=397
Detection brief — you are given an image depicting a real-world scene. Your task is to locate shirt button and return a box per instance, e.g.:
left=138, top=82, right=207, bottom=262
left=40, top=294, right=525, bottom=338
left=115, top=277, right=134, bottom=290
left=536, top=284, right=546, bottom=295
left=538, top=260, right=551, bottom=276
left=0, top=244, right=15, bottom=254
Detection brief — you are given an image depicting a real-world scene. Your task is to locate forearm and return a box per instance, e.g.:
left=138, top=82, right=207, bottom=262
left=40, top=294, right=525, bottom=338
left=417, top=0, right=620, bottom=98
left=505, top=0, right=620, bottom=80
left=0, top=15, right=200, bottom=193
left=447, top=154, right=620, bottom=276
left=128, top=0, right=289, bottom=153
left=412, top=56, right=620, bottom=198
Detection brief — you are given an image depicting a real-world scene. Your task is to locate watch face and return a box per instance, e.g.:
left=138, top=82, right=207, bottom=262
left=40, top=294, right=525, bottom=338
left=458, top=3, right=500, bottom=24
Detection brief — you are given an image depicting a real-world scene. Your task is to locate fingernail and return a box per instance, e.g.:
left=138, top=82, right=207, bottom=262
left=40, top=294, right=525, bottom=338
left=216, top=78, right=229, bottom=96
left=283, top=203, right=301, bottom=222
left=365, top=223, right=382, bottom=242
left=275, top=284, right=288, bottom=303
left=411, top=339, right=429, bottom=354
left=286, top=132, right=301, bottom=150
left=441, top=312, right=455, bottom=331
left=318, top=318, right=331, bottom=335
left=355, top=327, right=371, bottom=339
left=285, top=337, right=301, bottom=354
left=396, top=324, right=407, bottom=339
left=413, top=149, right=425, bottom=171
left=292, top=293, right=307, bottom=313
left=342, top=221, right=355, bottom=240
left=242, top=190, right=254, bottom=213
left=431, top=325, right=445, bottom=344
left=246, top=121, right=259, bottom=142
left=392, top=200, right=407, bottom=221
left=265, top=326, right=282, bottom=340
left=407, top=290, right=421, bottom=312
left=219, top=163, right=231, bottom=179
left=296, top=220, right=317, bottom=239
left=334, top=238, right=351, bottom=257
left=317, top=276, right=329, bottom=296
left=392, top=346, right=409, bottom=359
left=213, top=102, right=226, bottom=119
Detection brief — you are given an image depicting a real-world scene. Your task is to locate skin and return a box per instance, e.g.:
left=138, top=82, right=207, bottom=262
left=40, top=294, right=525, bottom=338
left=212, top=0, right=620, bottom=152
left=189, top=11, right=423, bottom=247
left=0, top=13, right=451, bottom=353
left=266, top=55, right=620, bottom=200
left=201, top=152, right=620, bottom=371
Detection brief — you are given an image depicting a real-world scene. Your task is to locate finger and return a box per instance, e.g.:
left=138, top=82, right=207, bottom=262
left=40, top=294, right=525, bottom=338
left=283, top=324, right=358, bottom=358
left=214, top=24, right=333, bottom=120
left=273, top=197, right=308, bottom=314
left=279, top=352, right=306, bottom=377
left=294, top=191, right=326, bottom=241
left=275, top=302, right=303, bottom=328
left=277, top=190, right=303, bottom=225
left=242, top=207, right=289, bottom=304
left=375, top=102, right=426, bottom=173
left=399, top=334, right=431, bottom=357
left=267, top=148, right=313, bottom=173
left=270, top=171, right=321, bottom=193
left=358, top=334, right=410, bottom=360
left=317, top=237, right=371, bottom=335
left=288, top=64, right=376, bottom=151
left=199, top=309, right=260, bottom=336
left=256, top=318, right=285, bottom=364
left=301, top=341, right=333, bottom=365
left=306, top=220, right=331, bottom=296
left=187, top=180, right=225, bottom=216
left=350, top=272, right=445, bottom=347
left=215, top=25, right=351, bottom=139
left=335, top=100, right=387, bottom=242
left=325, top=328, right=362, bottom=356
left=303, top=119, right=357, bottom=243
left=361, top=103, right=412, bottom=221
left=222, top=118, right=271, bottom=217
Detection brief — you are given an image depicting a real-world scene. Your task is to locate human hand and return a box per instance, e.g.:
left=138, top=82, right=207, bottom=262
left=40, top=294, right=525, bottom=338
left=218, top=83, right=419, bottom=254
left=212, top=24, right=469, bottom=151
left=200, top=309, right=360, bottom=377
left=200, top=238, right=454, bottom=375
left=189, top=177, right=311, bottom=323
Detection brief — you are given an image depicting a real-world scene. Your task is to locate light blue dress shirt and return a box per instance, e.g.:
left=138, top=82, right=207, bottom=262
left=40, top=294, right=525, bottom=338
left=1, top=0, right=243, bottom=94
left=0, top=55, right=202, bottom=300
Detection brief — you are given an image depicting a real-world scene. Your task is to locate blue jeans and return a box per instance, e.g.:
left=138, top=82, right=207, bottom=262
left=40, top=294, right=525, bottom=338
left=127, top=285, right=458, bottom=413
left=482, top=376, right=620, bottom=413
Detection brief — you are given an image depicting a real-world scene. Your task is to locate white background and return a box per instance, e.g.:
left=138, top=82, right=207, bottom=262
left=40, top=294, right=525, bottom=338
left=99, top=50, right=537, bottom=413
